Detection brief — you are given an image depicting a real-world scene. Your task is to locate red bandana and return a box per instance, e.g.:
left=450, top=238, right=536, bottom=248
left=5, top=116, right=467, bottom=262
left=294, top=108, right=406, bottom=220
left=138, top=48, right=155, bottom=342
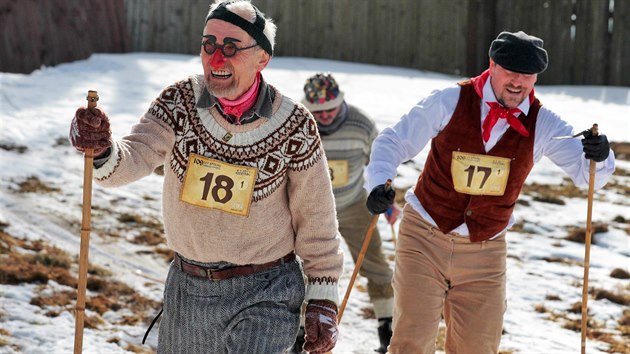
left=217, top=72, right=261, bottom=124
left=471, top=69, right=533, bottom=142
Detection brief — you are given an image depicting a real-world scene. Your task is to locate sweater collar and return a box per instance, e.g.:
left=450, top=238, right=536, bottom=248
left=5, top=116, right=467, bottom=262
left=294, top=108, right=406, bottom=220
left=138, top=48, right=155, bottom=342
left=196, top=75, right=273, bottom=124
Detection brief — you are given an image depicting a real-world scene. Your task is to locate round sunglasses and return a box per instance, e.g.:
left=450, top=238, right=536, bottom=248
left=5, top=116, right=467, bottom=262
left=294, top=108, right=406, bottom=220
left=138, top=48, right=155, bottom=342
left=201, top=35, right=258, bottom=57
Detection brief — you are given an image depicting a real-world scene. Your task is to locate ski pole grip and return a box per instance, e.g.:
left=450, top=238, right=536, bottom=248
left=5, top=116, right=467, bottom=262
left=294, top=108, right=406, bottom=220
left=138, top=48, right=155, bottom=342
left=591, top=123, right=598, bottom=137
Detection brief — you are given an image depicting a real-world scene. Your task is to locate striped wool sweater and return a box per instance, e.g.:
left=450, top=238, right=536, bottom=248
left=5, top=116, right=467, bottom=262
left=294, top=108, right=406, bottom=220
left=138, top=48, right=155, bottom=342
left=320, top=105, right=378, bottom=210
left=92, top=74, right=343, bottom=303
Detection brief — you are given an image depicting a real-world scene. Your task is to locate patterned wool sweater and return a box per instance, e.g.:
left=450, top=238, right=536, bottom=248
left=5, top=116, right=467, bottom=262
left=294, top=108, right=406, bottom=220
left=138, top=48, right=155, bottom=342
left=93, top=74, right=343, bottom=303
left=319, top=105, right=377, bottom=210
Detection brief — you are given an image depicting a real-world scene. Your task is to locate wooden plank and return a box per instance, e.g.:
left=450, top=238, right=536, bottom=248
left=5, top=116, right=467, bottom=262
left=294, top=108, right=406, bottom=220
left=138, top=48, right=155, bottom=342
left=609, top=0, right=630, bottom=86
left=541, top=0, right=574, bottom=85
left=573, top=0, right=610, bottom=84
left=466, top=0, right=497, bottom=76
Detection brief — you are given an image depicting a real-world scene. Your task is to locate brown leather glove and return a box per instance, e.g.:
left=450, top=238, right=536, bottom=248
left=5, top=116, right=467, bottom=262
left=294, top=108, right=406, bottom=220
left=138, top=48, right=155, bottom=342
left=304, top=299, right=339, bottom=354
left=69, top=107, right=111, bottom=156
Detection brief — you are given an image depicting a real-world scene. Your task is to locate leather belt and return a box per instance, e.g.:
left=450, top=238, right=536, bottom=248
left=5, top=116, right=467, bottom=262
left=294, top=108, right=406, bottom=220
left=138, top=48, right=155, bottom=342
left=174, top=252, right=296, bottom=281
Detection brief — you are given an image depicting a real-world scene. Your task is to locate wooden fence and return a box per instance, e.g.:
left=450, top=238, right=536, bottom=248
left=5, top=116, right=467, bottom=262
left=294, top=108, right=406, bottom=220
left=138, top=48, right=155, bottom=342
left=0, top=0, right=129, bottom=74
left=1, top=0, right=628, bottom=86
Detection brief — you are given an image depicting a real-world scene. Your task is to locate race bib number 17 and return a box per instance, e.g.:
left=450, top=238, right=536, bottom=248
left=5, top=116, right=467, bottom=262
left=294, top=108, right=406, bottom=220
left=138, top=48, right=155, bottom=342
left=180, top=153, right=258, bottom=216
left=451, top=152, right=511, bottom=196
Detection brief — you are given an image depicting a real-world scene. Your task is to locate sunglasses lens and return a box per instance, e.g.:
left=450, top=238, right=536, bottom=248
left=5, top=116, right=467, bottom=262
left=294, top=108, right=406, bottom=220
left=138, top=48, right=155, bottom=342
left=223, top=43, right=237, bottom=57
left=203, top=41, right=217, bottom=55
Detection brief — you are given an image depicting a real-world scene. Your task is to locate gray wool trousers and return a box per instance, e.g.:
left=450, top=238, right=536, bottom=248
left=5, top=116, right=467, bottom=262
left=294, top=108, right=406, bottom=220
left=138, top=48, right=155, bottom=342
left=157, top=257, right=305, bottom=354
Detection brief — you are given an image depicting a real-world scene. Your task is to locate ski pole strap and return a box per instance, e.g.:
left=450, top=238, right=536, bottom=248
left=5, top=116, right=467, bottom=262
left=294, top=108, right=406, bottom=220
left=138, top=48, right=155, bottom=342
left=142, top=307, right=163, bottom=345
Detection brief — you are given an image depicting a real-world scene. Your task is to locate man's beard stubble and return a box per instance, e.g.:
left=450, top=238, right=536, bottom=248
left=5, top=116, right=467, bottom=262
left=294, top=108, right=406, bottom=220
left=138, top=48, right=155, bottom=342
left=205, top=74, right=238, bottom=99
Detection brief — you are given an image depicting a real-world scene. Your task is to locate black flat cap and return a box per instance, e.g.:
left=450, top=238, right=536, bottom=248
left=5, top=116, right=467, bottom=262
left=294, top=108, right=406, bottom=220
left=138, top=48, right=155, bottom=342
left=489, top=31, right=548, bottom=74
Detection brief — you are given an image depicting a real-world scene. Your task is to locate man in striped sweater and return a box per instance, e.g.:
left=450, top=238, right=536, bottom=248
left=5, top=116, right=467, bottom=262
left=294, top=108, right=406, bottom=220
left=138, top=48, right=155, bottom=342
left=294, top=73, right=394, bottom=353
left=69, top=1, right=343, bottom=353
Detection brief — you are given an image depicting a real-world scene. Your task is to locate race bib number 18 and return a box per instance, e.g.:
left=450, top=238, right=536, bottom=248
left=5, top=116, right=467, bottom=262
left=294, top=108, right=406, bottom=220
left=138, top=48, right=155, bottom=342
left=451, top=152, right=511, bottom=196
left=180, top=153, right=258, bottom=216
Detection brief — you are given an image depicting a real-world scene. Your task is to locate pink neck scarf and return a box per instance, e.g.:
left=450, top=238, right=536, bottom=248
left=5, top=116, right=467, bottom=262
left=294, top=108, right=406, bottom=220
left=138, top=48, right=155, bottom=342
left=217, top=72, right=261, bottom=124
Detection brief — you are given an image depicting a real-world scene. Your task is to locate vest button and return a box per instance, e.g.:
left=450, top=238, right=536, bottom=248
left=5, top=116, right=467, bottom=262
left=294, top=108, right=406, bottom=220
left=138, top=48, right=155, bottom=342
left=466, top=210, right=473, bottom=216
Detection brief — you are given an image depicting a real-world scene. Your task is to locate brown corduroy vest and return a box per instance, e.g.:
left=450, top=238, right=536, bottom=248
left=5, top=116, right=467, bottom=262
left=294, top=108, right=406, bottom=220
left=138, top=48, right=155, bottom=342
left=414, top=80, right=541, bottom=241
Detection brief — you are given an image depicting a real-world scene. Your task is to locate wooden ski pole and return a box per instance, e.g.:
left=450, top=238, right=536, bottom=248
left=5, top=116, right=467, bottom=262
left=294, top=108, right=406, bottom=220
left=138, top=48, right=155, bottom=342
left=337, top=179, right=392, bottom=324
left=580, top=123, right=598, bottom=354
left=390, top=223, right=397, bottom=248
left=73, top=90, right=98, bottom=354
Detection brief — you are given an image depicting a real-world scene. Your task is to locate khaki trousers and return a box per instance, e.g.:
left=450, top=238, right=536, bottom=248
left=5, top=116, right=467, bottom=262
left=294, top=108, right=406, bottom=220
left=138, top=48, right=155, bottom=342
left=389, top=204, right=507, bottom=354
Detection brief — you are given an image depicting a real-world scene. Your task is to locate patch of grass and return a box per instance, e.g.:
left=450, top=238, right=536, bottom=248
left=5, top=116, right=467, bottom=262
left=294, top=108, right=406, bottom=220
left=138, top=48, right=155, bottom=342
left=606, top=179, right=630, bottom=196
left=619, top=310, right=630, bottom=335
left=591, top=311, right=630, bottom=354
left=0, top=142, right=27, bottom=153
left=0, top=253, right=77, bottom=287
left=30, top=290, right=75, bottom=308
left=535, top=296, right=627, bottom=351
left=87, top=294, right=118, bottom=315
left=533, top=195, right=565, bottom=205
left=567, top=301, right=584, bottom=314
left=84, top=314, right=105, bottom=329
left=590, top=287, right=630, bottom=306
left=54, top=137, right=69, bottom=146
left=541, top=256, right=581, bottom=266
left=117, top=213, right=162, bottom=229
left=0, top=230, right=27, bottom=254
left=32, top=246, right=73, bottom=269
left=545, top=294, right=562, bottom=301
left=534, top=304, right=548, bottom=313
left=0, top=232, right=75, bottom=286
left=85, top=276, right=160, bottom=314
left=132, top=230, right=165, bottom=246
left=610, top=142, right=630, bottom=161
left=522, top=181, right=587, bottom=200
left=612, top=166, right=630, bottom=177
left=116, top=314, right=146, bottom=326
left=124, top=343, right=154, bottom=354
left=565, top=223, right=609, bottom=244
left=154, top=248, right=174, bottom=263
left=17, top=176, right=59, bottom=193
left=516, top=199, right=530, bottom=206
left=610, top=268, right=630, bottom=279
left=360, top=306, right=376, bottom=320
left=88, top=264, right=113, bottom=277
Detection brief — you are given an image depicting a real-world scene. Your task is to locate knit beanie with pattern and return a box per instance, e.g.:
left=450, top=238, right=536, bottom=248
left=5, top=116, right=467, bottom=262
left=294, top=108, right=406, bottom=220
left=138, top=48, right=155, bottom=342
left=302, top=73, right=345, bottom=112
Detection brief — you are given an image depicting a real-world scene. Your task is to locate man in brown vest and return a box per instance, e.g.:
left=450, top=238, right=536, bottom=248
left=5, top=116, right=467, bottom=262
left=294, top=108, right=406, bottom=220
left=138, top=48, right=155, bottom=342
left=364, top=31, right=615, bottom=353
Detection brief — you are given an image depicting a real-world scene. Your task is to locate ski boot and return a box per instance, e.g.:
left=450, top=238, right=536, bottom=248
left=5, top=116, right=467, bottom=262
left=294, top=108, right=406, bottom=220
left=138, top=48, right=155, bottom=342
left=375, top=317, right=392, bottom=353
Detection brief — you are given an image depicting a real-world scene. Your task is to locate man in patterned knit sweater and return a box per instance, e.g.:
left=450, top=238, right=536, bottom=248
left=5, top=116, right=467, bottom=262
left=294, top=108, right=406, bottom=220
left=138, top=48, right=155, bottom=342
left=292, top=73, right=394, bottom=354
left=365, top=31, right=615, bottom=353
left=69, top=1, right=343, bottom=353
